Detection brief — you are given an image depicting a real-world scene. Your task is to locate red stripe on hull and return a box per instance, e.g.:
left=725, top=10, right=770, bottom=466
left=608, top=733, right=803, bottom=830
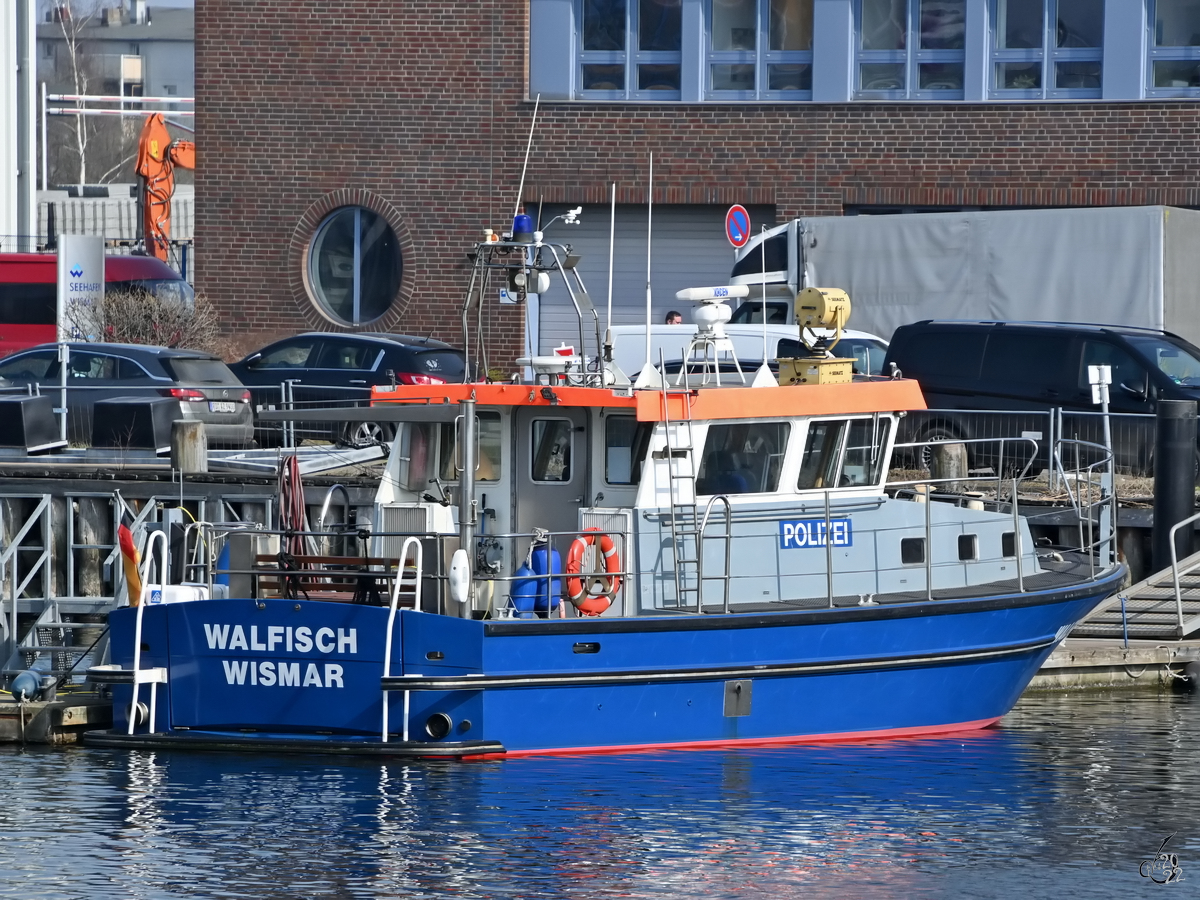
left=472, top=716, right=1004, bottom=760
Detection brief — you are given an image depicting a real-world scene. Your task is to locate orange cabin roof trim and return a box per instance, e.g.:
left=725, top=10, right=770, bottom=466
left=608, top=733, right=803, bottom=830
left=372, top=379, right=927, bottom=421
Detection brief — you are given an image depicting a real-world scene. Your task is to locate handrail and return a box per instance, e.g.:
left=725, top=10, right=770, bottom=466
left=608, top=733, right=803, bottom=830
left=128, top=529, right=168, bottom=736
left=697, top=494, right=733, bottom=613
left=1168, top=511, right=1200, bottom=634
left=382, top=536, right=424, bottom=742
left=317, top=484, right=351, bottom=532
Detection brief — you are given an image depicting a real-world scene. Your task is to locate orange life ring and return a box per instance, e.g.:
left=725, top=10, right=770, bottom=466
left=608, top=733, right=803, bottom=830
left=565, top=527, right=621, bottom=616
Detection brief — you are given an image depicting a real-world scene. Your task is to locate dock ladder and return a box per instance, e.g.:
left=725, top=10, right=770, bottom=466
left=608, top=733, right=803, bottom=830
left=659, top=379, right=705, bottom=611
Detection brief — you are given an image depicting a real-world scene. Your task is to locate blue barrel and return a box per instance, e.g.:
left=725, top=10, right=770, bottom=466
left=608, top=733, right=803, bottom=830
left=530, top=542, right=562, bottom=612
left=510, top=563, right=538, bottom=614
left=215, top=541, right=231, bottom=587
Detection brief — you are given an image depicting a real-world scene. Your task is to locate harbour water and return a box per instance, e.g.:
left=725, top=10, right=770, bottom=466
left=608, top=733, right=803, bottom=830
left=0, top=690, right=1195, bottom=899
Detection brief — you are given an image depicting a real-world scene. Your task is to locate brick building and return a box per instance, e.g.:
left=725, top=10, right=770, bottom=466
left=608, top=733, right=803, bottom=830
left=195, top=0, right=1200, bottom=360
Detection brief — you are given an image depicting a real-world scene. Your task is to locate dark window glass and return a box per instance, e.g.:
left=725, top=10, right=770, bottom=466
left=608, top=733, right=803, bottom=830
left=0, top=350, right=56, bottom=380
left=996, top=0, right=1042, bottom=49
left=308, top=207, right=401, bottom=325
left=531, top=419, right=573, bottom=482
left=605, top=417, right=653, bottom=485
left=639, top=0, right=681, bottom=51
left=1079, top=341, right=1149, bottom=395
left=901, top=537, right=926, bottom=564
left=1154, top=60, right=1200, bottom=87
left=107, top=278, right=195, bottom=305
left=770, top=0, right=813, bottom=50
left=251, top=342, right=317, bottom=369
left=410, top=350, right=466, bottom=381
left=958, top=533, right=978, bottom=561
left=919, top=62, right=963, bottom=89
left=798, top=420, right=846, bottom=490
left=314, top=341, right=378, bottom=370
left=730, top=233, right=788, bottom=280
left=997, top=61, right=1042, bottom=88
left=712, top=64, right=756, bottom=90
left=67, top=352, right=115, bottom=380
left=1002, top=531, right=1017, bottom=557
left=1055, top=61, right=1101, bottom=88
left=920, top=0, right=965, bottom=49
left=768, top=63, right=812, bottom=90
left=842, top=418, right=891, bottom=486
left=1057, top=0, right=1102, bottom=47
left=980, top=332, right=1067, bottom=387
left=638, top=64, right=681, bottom=90
left=584, top=0, right=627, bottom=50
left=0, top=284, right=56, bottom=324
left=697, top=421, right=790, bottom=494
left=1156, top=0, right=1200, bottom=46
left=1125, top=335, right=1200, bottom=386
left=165, top=358, right=240, bottom=384
left=729, top=302, right=789, bottom=325
left=862, top=0, right=906, bottom=50
left=117, top=357, right=147, bottom=380
left=860, top=62, right=906, bottom=90
left=440, top=411, right=501, bottom=482
left=582, top=64, right=626, bottom=90
left=712, top=0, right=756, bottom=50
left=891, top=330, right=986, bottom=380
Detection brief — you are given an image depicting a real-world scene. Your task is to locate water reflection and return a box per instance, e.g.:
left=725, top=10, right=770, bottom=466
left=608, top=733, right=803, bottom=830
left=0, top=692, right=1196, bottom=898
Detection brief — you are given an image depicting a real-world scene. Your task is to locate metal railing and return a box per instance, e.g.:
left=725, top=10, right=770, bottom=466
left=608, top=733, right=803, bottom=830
left=0, top=495, right=53, bottom=664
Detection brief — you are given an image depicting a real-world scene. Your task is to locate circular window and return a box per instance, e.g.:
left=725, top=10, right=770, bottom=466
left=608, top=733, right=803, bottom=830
left=308, top=207, right=402, bottom=325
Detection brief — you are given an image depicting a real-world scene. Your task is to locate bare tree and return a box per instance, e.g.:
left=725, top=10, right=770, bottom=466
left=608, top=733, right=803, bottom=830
left=64, top=288, right=221, bottom=355
left=52, top=0, right=101, bottom=187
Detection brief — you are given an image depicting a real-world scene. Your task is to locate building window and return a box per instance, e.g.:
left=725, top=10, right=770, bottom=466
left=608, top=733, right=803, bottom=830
left=1150, top=0, right=1200, bottom=94
left=856, top=0, right=966, bottom=99
left=707, top=0, right=813, bottom=98
left=991, top=0, right=1103, bottom=98
left=580, top=0, right=683, bottom=98
left=307, top=207, right=402, bottom=325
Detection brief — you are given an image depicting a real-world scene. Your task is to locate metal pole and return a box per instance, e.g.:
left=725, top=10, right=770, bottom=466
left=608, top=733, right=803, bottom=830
left=41, top=81, right=47, bottom=192
left=825, top=490, right=834, bottom=607
left=1013, top=479, right=1024, bottom=592
left=925, top=487, right=933, bottom=601
left=58, top=343, right=68, bottom=443
left=458, top=393, right=478, bottom=613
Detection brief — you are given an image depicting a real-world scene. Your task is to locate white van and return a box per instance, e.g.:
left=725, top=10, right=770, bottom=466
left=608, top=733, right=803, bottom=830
left=607, top=321, right=888, bottom=380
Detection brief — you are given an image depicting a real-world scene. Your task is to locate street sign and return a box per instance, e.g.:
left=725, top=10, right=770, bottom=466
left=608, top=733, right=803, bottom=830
left=725, top=205, right=751, bottom=248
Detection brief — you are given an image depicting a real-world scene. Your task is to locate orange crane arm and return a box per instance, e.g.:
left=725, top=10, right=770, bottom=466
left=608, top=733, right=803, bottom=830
left=136, top=113, right=195, bottom=263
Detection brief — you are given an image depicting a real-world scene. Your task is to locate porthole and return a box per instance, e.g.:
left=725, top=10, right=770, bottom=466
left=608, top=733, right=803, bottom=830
left=958, top=534, right=978, bottom=562
left=307, top=206, right=401, bottom=325
left=900, top=537, right=926, bottom=565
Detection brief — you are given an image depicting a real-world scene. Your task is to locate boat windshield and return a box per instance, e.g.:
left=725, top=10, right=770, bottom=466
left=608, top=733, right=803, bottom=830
left=1124, top=335, right=1200, bottom=387
left=696, top=422, right=790, bottom=494
left=797, top=417, right=891, bottom=490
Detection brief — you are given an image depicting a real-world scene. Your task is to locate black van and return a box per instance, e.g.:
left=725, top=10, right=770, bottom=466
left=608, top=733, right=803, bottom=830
left=883, top=321, right=1200, bottom=475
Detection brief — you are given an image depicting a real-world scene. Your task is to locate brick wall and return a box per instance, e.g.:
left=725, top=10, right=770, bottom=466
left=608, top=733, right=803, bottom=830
left=196, top=1, right=1200, bottom=362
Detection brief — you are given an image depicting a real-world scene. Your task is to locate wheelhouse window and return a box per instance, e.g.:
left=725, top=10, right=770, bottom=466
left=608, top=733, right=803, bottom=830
left=856, top=0, right=966, bottom=99
left=439, top=412, right=502, bottom=482
left=605, top=415, right=653, bottom=484
left=1151, top=0, right=1200, bottom=95
left=798, top=417, right=891, bottom=490
left=992, top=0, right=1103, bottom=98
left=531, top=418, right=573, bottom=481
left=696, top=421, right=790, bottom=494
left=580, top=0, right=683, bottom=99
left=708, top=0, right=813, bottom=98
left=308, top=207, right=402, bottom=326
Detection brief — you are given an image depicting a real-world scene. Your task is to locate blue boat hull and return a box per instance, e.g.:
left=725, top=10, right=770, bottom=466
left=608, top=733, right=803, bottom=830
left=86, top=567, right=1123, bottom=757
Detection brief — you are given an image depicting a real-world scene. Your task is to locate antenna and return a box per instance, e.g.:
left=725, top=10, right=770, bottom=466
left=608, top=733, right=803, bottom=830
left=513, top=94, right=540, bottom=218
left=605, top=182, right=616, bottom=360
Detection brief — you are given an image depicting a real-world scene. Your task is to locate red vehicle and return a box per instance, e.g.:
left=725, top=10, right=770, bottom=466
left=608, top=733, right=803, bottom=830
left=0, top=253, right=194, bottom=356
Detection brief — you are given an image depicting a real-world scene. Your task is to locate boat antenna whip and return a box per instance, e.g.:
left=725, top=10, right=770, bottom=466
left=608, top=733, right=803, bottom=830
left=752, top=225, right=775, bottom=387
left=634, top=153, right=662, bottom=388
left=604, top=182, right=616, bottom=362
left=513, top=94, right=540, bottom=218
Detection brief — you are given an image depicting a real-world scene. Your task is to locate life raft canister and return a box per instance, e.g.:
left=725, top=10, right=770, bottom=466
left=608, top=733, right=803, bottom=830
left=565, top=527, right=621, bottom=616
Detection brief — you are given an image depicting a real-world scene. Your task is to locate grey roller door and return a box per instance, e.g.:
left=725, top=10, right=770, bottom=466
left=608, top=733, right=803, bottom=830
left=536, top=204, right=775, bottom=354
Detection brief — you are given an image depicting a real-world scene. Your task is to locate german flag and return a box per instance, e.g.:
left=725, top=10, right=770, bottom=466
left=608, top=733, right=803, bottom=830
left=118, top=512, right=143, bottom=606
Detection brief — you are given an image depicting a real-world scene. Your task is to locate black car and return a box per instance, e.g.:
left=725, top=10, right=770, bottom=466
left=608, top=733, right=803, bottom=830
left=230, top=332, right=467, bottom=443
left=0, top=342, right=254, bottom=446
left=884, top=320, right=1200, bottom=476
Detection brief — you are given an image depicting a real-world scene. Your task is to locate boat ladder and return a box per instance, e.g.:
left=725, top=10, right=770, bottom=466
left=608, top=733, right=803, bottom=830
left=86, top=530, right=170, bottom=734
left=380, top=536, right=423, bottom=742
left=659, top=380, right=705, bottom=611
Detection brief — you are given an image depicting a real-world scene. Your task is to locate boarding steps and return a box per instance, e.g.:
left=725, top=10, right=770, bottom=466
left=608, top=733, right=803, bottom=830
left=1072, top=547, right=1200, bottom=641
left=2, top=600, right=112, bottom=682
